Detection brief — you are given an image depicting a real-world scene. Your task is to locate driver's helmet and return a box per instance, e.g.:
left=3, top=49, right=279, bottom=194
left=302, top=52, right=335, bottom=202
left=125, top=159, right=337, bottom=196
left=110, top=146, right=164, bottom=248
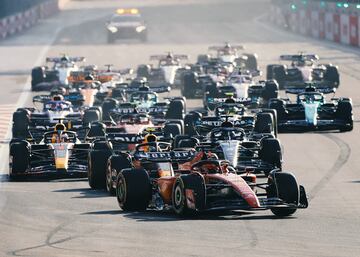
left=55, top=123, right=66, bottom=132
left=52, top=95, right=64, bottom=101
left=144, top=133, right=157, bottom=143
left=52, top=123, right=66, bottom=143
left=142, top=134, right=158, bottom=152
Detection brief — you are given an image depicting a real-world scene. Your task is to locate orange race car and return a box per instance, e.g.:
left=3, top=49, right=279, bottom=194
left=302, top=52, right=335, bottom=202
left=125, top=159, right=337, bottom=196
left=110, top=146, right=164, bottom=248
left=112, top=146, right=308, bottom=217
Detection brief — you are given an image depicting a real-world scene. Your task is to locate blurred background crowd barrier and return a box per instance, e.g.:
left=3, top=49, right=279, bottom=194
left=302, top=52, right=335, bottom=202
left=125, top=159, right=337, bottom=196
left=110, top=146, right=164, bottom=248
left=0, top=0, right=64, bottom=39
left=270, top=0, right=360, bottom=47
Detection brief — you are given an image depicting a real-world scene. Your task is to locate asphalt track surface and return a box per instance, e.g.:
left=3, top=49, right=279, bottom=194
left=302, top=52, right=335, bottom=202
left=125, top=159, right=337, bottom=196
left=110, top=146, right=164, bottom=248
left=0, top=0, right=359, bottom=256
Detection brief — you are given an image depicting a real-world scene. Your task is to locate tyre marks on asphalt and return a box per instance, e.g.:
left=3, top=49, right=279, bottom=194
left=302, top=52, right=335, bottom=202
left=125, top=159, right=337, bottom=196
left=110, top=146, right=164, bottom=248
left=308, top=134, right=351, bottom=201
left=0, top=104, right=15, bottom=144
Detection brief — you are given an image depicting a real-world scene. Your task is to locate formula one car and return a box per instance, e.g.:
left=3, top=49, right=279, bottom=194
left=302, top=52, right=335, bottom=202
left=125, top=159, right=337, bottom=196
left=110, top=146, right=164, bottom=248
left=106, top=8, right=147, bottom=43
left=87, top=127, right=184, bottom=191
left=203, top=79, right=278, bottom=111
left=200, top=42, right=259, bottom=72
left=101, top=84, right=186, bottom=121
left=9, top=123, right=90, bottom=179
left=137, top=53, right=189, bottom=86
left=114, top=150, right=307, bottom=217
left=12, top=95, right=101, bottom=139
left=31, top=55, right=86, bottom=91
left=269, top=86, right=353, bottom=132
left=178, top=117, right=280, bottom=175
left=267, top=54, right=340, bottom=89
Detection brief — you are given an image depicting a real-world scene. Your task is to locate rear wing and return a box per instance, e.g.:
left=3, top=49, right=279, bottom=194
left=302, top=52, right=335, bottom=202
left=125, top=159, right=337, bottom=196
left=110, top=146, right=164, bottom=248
left=118, top=84, right=170, bottom=94
left=106, top=131, right=144, bottom=144
left=97, top=68, right=133, bottom=75
left=208, top=45, right=244, bottom=51
left=285, top=87, right=336, bottom=95
left=46, top=57, right=86, bottom=63
left=207, top=97, right=252, bottom=105
left=134, top=150, right=196, bottom=162
left=280, top=54, right=319, bottom=62
left=195, top=116, right=254, bottom=134
left=150, top=54, right=189, bottom=61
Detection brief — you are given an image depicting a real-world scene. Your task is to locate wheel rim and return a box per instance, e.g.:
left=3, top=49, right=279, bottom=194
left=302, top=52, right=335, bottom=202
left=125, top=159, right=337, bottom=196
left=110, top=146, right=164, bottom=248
left=174, top=185, right=183, bottom=207
left=116, top=175, right=126, bottom=207
left=106, top=163, right=112, bottom=192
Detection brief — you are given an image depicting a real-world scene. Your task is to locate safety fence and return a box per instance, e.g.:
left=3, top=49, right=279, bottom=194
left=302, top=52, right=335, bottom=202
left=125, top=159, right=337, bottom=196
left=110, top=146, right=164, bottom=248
left=270, top=1, right=360, bottom=47
left=0, top=0, right=60, bottom=39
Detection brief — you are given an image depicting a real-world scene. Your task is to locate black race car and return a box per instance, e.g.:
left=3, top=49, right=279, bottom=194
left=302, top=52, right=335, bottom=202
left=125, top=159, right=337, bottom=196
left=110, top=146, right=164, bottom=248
left=267, top=54, right=339, bottom=89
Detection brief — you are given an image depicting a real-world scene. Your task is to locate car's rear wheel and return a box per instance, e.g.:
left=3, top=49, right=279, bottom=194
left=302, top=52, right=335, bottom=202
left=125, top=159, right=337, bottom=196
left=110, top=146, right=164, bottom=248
left=107, top=154, right=132, bottom=196
left=116, top=168, right=151, bottom=211
left=255, top=113, right=274, bottom=134
left=12, top=109, right=30, bottom=138
left=166, top=100, right=185, bottom=120
left=88, top=142, right=112, bottom=189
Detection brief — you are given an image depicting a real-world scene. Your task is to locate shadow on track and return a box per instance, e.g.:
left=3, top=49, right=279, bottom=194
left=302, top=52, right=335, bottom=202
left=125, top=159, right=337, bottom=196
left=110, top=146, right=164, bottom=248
left=81, top=209, right=296, bottom=221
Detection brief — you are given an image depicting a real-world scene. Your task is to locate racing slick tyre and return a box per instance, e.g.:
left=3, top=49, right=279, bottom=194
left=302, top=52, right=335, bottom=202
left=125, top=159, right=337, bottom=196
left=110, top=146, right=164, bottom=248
left=12, top=109, right=30, bottom=138
left=88, top=122, right=106, bottom=137
left=182, top=72, right=198, bottom=98
left=266, top=64, right=277, bottom=80
left=243, top=53, right=258, bottom=71
left=324, top=64, right=340, bottom=88
left=136, top=64, right=151, bottom=78
left=111, top=88, right=124, bottom=100
left=259, top=138, right=282, bottom=173
left=173, top=96, right=187, bottom=113
left=31, top=66, right=45, bottom=91
left=88, top=142, right=112, bottom=189
left=116, top=168, right=151, bottom=211
left=164, top=123, right=181, bottom=139
left=173, top=135, right=199, bottom=149
left=254, top=113, right=274, bottom=134
left=9, top=141, right=30, bottom=180
left=172, top=174, right=206, bottom=216
left=261, top=109, right=278, bottom=137
left=273, top=66, right=286, bottom=89
left=262, top=80, right=279, bottom=102
left=102, top=98, right=118, bottom=121
left=197, top=54, right=210, bottom=64
left=166, top=100, right=185, bottom=120
left=267, top=171, right=299, bottom=217
left=166, top=119, right=184, bottom=134
left=268, top=99, right=286, bottom=121
left=83, top=109, right=100, bottom=125
left=336, top=100, right=353, bottom=132
left=107, top=154, right=132, bottom=196
left=89, top=106, right=103, bottom=120
left=184, top=111, right=202, bottom=136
